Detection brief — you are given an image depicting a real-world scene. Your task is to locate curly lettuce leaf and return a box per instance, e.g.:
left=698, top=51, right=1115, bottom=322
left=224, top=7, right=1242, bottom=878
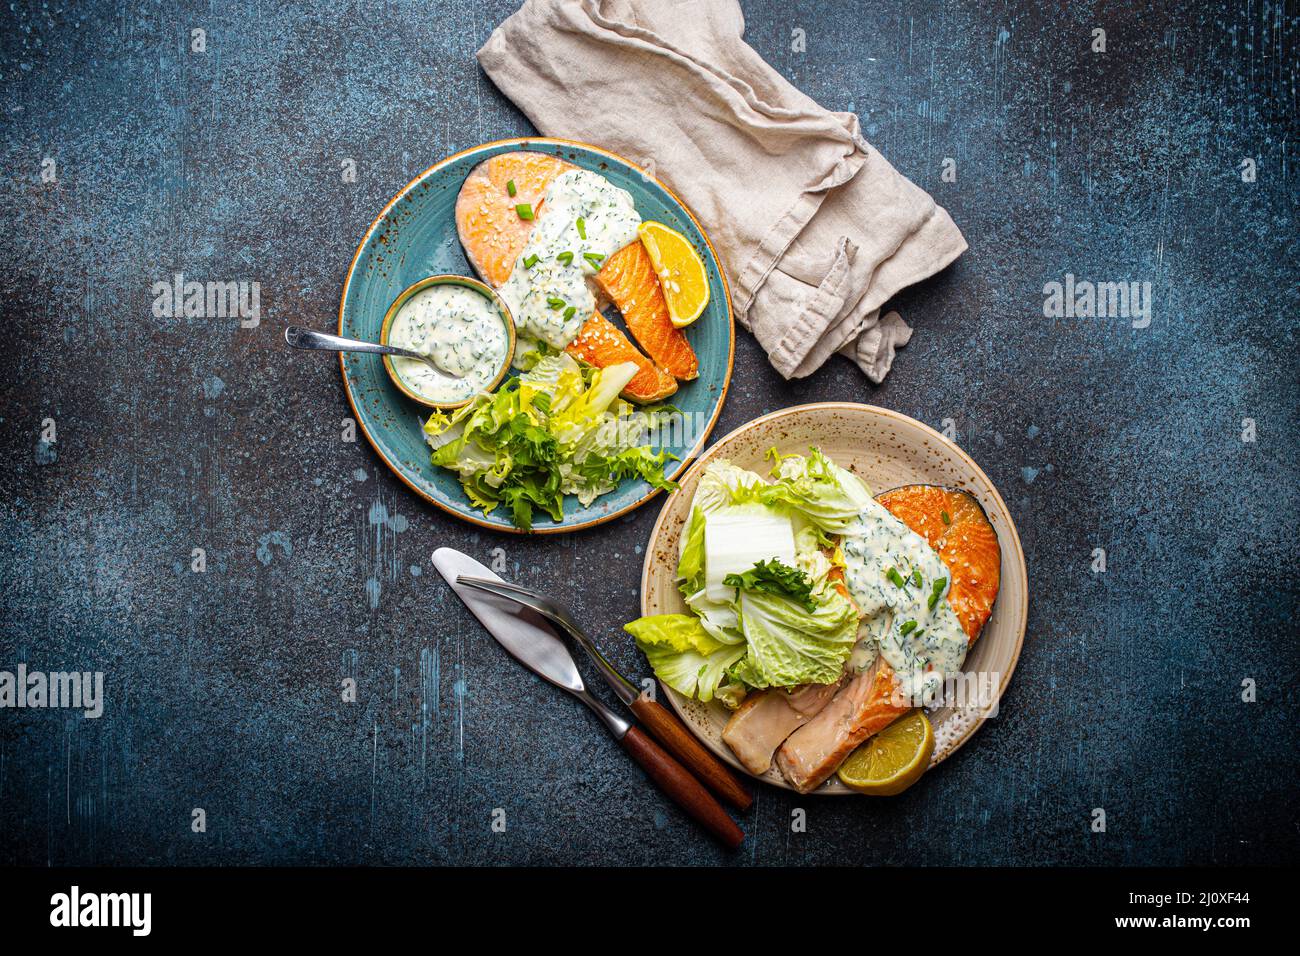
left=684, top=587, right=742, bottom=643
left=632, top=447, right=869, bottom=700
left=713, top=680, right=748, bottom=710
left=728, top=447, right=873, bottom=533
left=722, top=558, right=816, bottom=612
left=793, top=525, right=835, bottom=587
left=425, top=354, right=676, bottom=530
left=677, top=505, right=707, bottom=597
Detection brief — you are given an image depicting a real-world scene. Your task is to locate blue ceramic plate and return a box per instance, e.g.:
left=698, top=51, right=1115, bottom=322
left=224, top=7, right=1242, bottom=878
left=339, top=138, right=735, bottom=533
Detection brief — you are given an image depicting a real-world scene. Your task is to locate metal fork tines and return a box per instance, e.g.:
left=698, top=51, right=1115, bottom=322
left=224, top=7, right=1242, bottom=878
left=456, top=573, right=754, bottom=813
left=456, top=575, right=639, bottom=705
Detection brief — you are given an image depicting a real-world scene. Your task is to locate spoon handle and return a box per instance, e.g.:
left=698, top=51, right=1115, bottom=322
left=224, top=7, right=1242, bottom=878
left=284, top=325, right=409, bottom=358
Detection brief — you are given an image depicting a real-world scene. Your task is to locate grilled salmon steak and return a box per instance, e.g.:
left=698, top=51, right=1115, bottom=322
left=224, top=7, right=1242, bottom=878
left=724, top=486, right=1001, bottom=791
left=565, top=313, right=678, bottom=403
left=596, top=242, right=698, bottom=381
left=876, top=486, right=1001, bottom=640
left=454, top=150, right=696, bottom=403
left=455, top=151, right=574, bottom=288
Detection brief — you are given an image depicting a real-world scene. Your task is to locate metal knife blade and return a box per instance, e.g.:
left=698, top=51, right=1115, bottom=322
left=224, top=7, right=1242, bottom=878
left=431, top=547, right=585, bottom=694
left=432, top=548, right=743, bottom=849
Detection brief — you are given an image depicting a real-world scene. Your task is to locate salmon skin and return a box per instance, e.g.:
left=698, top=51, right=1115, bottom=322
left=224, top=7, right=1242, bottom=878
left=455, top=151, right=574, bottom=288
left=565, top=313, right=677, bottom=403
left=722, top=485, right=1001, bottom=792
left=596, top=242, right=698, bottom=381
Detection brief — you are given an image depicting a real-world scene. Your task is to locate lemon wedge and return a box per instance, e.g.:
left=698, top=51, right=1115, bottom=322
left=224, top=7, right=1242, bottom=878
left=637, top=221, right=710, bottom=328
left=836, top=709, right=935, bottom=795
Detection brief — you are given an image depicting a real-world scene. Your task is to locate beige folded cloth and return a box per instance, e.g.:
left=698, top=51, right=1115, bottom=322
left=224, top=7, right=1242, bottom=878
left=478, top=0, right=966, bottom=382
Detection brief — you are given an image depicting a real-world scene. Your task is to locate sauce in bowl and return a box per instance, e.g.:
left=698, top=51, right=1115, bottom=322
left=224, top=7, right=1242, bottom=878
left=381, top=277, right=514, bottom=407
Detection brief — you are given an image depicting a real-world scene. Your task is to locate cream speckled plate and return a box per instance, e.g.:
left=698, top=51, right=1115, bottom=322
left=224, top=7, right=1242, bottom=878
left=638, top=403, right=1029, bottom=795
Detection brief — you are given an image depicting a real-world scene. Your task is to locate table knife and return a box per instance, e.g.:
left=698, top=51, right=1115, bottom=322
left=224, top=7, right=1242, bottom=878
left=432, top=548, right=743, bottom=849
left=452, top=573, right=753, bottom=811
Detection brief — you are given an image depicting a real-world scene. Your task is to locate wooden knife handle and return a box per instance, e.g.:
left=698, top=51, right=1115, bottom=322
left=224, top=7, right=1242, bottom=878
left=629, top=694, right=753, bottom=811
left=620, top=726, right=744, bottom=850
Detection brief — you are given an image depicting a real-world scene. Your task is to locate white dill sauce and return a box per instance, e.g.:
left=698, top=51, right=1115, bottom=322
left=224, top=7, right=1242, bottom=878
left=499, top=168, right=641, bottom=361
left=840, top=500, right=969, bottom=702
left=387, top=284, right=510, bottom=405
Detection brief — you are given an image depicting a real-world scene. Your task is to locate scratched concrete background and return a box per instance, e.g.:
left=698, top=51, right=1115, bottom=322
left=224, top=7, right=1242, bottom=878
left=1, top=0, right=1296, bottom=867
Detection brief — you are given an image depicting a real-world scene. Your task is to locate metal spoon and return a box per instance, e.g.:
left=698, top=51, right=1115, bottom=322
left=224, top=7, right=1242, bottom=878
left=283, top=325, right=464, bottom=379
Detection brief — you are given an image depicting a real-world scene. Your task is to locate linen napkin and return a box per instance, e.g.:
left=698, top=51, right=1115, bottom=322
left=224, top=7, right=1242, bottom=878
left=478, top=0, right=966, bottom=382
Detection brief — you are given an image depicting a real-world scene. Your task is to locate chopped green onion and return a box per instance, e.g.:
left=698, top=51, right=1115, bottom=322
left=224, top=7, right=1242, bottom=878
left=583, top=252, right=605, bottom=268
left=886, top=567, right=905, bottom=588
left=556, top=251, right=574, bottom=265
left=515, top=203, right=534, bottom=220
left=563, top=306, right=576, bottom=320
left=912, top=569, right=923, bottom=588
left=506, top=179, right=517, bottom=197
left=576, top=217, right=586, bottom=239
left=899, top=620, right=918, bottom=636
left=927, top=577, right=948, bottom=611
left=522, top=254, right=539, bottom=269
left=546, top=296, right=565, bottom=310
left=941, top=510, right=951, bottom=525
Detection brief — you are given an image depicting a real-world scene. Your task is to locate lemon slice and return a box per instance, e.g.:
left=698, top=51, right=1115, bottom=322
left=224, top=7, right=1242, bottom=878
left=637, top=221, right=710, bottom=328
left=836, top=710, right=934, bottom=795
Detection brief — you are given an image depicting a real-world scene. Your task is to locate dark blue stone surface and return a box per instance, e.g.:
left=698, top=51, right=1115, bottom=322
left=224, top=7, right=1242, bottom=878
left=1, top=0, right=1296, bottom=866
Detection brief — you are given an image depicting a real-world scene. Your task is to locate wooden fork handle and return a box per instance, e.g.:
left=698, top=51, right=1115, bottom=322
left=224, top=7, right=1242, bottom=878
left=630, top=694, right=753, bottom=811
left=620, top=726, right=743, bottom=849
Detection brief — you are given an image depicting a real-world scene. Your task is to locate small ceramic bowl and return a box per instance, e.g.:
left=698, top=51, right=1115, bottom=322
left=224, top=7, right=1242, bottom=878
left=378, top=274, right=516, bottom=410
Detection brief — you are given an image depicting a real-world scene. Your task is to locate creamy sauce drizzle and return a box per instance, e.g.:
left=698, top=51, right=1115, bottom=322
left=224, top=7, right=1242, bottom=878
left=499, top=169, right=641, bottom=361
left=387, top=284, right=510, bottom=405
left=840, top=499, right=969, bottom=702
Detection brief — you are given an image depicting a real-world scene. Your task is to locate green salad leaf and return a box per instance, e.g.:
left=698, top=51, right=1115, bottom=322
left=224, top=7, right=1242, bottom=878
left=677, top=506, right=708, bottom=597
left=728, top=584, right=859, bottom=689
left=629, top=453, right=876, bottom=707
left=424, top=354, right=676, bottom=530
left=624, top=614, right=746, bottom=703
left=675, top=460, right=764, bottom=601
left=730, top=447, right=873, bottom=533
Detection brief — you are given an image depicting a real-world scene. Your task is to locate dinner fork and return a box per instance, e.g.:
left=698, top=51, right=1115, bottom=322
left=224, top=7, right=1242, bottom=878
left=457, top=575, right=753, bottom=811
